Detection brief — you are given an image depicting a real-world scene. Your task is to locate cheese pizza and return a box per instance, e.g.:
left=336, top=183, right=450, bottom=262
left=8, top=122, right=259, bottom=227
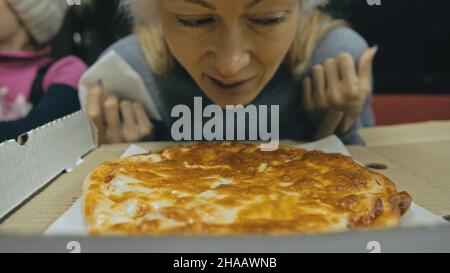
left=82, top=142, right=411, bottom=236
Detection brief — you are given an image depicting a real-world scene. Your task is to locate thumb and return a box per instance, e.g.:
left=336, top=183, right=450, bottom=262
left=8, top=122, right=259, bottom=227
left=86, top=80, right=106, bottom=142
left=86, top=80, right=105, bottom=118
left=358, top=46, right=378, bottom=87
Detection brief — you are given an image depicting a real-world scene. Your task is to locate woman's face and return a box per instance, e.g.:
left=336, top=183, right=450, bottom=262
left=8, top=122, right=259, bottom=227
left=0, top=1, right=22, bottom=45
left=158, top=0, right=300, bottom=106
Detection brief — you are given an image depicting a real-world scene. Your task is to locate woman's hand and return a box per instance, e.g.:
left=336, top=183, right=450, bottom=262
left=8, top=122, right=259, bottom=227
left=86, top=81, right=153, bottom=144
left=302, top=46, right=378, bottom=133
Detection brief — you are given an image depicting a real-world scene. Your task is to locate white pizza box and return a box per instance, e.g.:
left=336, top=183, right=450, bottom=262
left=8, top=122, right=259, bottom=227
left=0, top=110, right=448, bottom=236
left=0, top=111, right=96, bottom=221
left=358, top=121, right=450, bottom=218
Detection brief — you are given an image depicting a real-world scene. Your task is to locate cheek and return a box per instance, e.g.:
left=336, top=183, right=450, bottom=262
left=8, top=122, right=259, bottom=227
left=0, top=8, right=21, bottom=40
left=250, top=24, right=299, bottom=75
left=160, top=16, right=207, bottom=76
left=254, top=35, right=294, bottom=67
left=166, top=33, right=204, bottom=71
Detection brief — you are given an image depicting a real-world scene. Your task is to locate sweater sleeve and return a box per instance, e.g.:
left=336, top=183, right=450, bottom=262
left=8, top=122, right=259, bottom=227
left=0, top=85, right=80, bottom=143
left=306, top=27, right=376, bottom=145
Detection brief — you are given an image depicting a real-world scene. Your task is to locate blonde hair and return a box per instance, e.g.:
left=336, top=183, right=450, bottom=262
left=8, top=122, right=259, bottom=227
left=288, top=9, right=346, bottom=75
left=123, top=0, right=346, bottom=76
left=135, top=23, right=174, bottom=75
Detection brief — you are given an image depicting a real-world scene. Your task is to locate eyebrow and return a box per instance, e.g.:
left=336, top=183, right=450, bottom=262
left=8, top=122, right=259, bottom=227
left=182, top=0, right=264, bottom=10
left=246, top=0, right=264, bottom=8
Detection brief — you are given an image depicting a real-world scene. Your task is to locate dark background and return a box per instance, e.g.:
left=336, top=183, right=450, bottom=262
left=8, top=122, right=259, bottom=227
left=58, top=0, right=450, bottom=94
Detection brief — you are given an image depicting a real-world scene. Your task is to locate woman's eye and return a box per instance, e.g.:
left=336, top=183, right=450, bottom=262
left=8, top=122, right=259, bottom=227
left=249, top=17, right=287, bottom=26
left=176, top=17, right=214, bottom=28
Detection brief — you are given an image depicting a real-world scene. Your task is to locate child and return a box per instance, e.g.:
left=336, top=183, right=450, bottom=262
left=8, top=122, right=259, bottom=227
left=0, top=0, right=87, bottom=142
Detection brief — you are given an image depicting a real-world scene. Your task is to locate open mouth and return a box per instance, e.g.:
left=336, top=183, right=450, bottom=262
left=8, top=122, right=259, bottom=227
left=209, top=77, right=248, bottom=89
left=205, top=74, right=255, bottom=93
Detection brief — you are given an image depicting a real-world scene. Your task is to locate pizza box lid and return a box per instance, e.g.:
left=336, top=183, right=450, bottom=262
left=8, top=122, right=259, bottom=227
left=359, top=120, right=450, bottom=147
left=0, top=111, right=97, bottom=221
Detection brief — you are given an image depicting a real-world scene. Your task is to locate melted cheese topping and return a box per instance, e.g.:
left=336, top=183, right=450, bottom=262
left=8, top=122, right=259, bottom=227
left=83, top=142, right=411, bottom=236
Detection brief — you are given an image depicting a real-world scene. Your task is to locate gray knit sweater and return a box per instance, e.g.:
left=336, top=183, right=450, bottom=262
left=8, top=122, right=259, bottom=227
left=104, top=27, right=375, bottom=145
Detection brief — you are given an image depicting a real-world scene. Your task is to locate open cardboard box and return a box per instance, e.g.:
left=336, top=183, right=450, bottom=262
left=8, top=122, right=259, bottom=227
left=0, top=111, right=449, bottom=251
left=358, top=121, right=450, bottom=217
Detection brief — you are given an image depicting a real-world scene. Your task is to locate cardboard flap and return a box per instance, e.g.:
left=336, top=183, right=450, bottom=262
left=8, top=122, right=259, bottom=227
left=358, top=121, right=450, bottom=217
left=359, top=121, right=450, bottom=147
left=0, top=111, right=96, bottom=220
left=348, top=146, right=450, bottom=216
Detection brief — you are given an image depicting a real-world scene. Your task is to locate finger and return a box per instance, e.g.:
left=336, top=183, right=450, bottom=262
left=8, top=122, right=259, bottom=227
left=86, top=81, right=105, bottom=133
left=337, top=53, right=360, bottom=98
left=120, top=100, right=137, bottom=129
left=324, top=58, right=340, bottom=87
left=337, top=53, right=358, bottom=86
left=324, top=59, right=342, bottom=105
left=132, top=102, right=153, bottom=138
left=312, top=65, right=327, bottom=109
left=120, top=100, right=140, bottom=142
left=302, top=77, right=314, bottom=112
left=103, top=95, right=122, bottom=143
left=358, top=46, right=378, bottom=90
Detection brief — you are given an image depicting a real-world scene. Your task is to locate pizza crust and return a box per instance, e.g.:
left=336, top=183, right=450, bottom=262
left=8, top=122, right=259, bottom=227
left=82, top=142, right=411, bottom=236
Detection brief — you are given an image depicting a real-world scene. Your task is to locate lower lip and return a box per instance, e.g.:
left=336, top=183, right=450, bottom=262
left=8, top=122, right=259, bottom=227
left=205, top=74, right=256, bottom=97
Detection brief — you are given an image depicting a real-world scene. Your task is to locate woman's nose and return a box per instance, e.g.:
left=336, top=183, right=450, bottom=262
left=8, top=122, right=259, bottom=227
left=212, top=28, right=251, bottom=77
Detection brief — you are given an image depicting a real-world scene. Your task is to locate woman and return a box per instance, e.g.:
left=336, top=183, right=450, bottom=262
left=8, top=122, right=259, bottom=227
left=0, top=0, right=87, bottom=142
left=87, top=0, right=376, bottom=145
